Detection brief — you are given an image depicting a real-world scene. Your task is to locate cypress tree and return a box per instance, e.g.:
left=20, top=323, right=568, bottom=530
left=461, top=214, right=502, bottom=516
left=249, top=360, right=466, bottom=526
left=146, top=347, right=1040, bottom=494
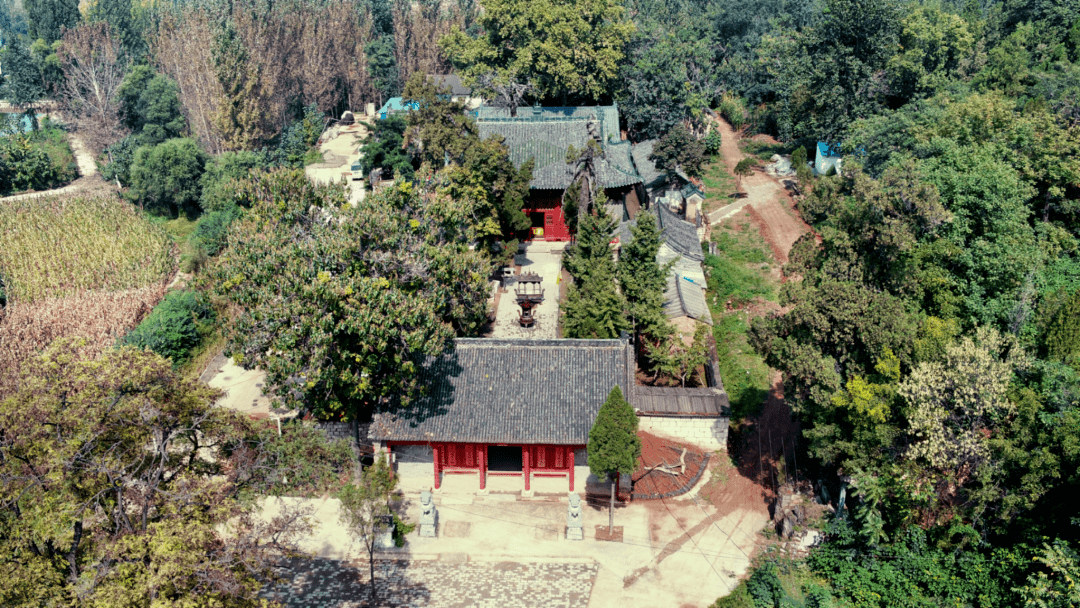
left=588, top=386, right=640, bottom=530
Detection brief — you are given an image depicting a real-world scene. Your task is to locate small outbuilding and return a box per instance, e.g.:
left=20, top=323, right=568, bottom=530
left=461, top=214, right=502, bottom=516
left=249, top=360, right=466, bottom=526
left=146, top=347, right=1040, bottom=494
left=815, top=142, right=843, bottom=176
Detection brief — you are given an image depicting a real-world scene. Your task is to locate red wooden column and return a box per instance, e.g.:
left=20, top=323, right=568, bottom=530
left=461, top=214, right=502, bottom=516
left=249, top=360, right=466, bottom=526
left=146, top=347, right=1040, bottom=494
left=523, top=447, right=531, bottom=491
left=432, top=444, right=441, bottom=489
left=478, top=445, right=487, bottom=490
left=568, top=447, right=575, bottom=491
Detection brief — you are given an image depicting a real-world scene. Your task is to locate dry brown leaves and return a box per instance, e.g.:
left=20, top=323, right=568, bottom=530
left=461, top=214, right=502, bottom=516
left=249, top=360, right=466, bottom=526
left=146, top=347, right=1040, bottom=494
left=0, top=284, right=167, bottom=394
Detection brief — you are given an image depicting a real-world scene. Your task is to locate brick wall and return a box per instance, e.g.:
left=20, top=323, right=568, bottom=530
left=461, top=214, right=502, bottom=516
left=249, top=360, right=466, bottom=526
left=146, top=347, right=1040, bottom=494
left=637, top=416, right=728, bottom=451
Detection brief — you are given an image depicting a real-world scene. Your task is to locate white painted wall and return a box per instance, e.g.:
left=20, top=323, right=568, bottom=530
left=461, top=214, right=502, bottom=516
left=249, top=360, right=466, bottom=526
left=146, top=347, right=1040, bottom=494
left=637, top=416, right=728, bottom=452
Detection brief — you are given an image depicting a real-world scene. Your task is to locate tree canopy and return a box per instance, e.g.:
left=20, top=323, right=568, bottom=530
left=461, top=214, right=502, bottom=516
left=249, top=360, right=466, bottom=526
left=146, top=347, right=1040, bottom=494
left=205, top=169, right=491, bottom=420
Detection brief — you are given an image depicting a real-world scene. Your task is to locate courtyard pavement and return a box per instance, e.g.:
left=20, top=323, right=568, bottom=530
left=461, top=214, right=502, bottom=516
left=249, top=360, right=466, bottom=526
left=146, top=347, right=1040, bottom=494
left=490, top=241, right=566, bottom=340
left=257, top=475, right=768, bottom=608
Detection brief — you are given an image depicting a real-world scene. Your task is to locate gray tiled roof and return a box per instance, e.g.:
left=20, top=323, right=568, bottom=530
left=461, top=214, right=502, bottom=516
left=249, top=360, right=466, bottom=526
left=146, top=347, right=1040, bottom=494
left=634, top=386, right=729, bottom=416
left=476, top=105, right=641, bottom=190
left=368, top=338, right=635, bottom=445
left=428, top=74, right=471, bottom=96
left=630, top=140, right=666, bottom=188
left=476, top=105, right=621, bottom=140
left=657, top=204, right=704, bottom=262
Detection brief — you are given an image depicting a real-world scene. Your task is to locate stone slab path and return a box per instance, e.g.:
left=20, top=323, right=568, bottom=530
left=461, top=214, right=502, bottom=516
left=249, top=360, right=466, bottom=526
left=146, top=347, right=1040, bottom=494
left=261, top=556, right=598, bottom=608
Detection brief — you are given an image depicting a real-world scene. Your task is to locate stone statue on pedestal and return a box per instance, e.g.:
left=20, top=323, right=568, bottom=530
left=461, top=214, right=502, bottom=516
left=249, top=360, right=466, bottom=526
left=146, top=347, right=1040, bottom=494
left=566, top=493, right=584, bottom=540
left=419, top=490, right=438, bottom=537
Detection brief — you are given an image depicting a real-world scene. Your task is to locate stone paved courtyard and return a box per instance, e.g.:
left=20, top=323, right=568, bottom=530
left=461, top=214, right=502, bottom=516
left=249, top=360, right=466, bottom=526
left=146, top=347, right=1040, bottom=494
left=261, top=556, right=598, bottom=608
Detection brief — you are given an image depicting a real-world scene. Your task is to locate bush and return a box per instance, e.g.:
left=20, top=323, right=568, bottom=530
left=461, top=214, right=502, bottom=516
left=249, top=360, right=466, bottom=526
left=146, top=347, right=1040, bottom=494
left=101, top=134, right=140, bottom=187
left=129, top=138, right=209, bottom=217
left=719, top=94, right=748, bottom=132
left=711, top=584, right=755, bottom=608
left=182, top=205, right=242, bottom=272
left=199, top=150, right=269, bottom=212
left=121, top=289, right=213, bottom=365
left=704, top=127, right=723, bottom=157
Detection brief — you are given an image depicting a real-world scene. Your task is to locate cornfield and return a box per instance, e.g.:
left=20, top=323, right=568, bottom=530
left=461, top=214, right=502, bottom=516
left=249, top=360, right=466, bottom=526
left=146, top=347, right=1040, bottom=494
left=0, top=194, right=175, bottom=304
left=0, top=284, right=168, bottom=395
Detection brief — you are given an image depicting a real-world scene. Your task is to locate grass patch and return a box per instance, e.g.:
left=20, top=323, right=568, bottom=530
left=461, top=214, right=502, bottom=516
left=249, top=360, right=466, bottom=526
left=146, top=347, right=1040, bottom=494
left=155, top=215, right=200, bottom=242
left=704, top=219, right=776, bottom=422
left=740, top=139, right=795, bottom=162
left=303, top=148, right=324, bottom=166
left=0, top=194, right=175, bottom=303
left=700, top=156, right=737, bottom=213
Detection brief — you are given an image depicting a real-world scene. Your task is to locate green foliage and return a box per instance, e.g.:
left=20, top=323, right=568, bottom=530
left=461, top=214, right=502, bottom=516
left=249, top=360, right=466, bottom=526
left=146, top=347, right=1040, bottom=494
left=360, top=115, right=414, bottom=180
left=337, top=452, right=397, bottom=604
left=0, top=130, right=74, bottom=193
left=199, top=149, right=269, bottom=212
left=617, top=27, right=713, bottom=139
left=272, top=103, right=323, bottom=168
left=89, top=0, right=146, bottom=58
left=0, top=341, right=334, bottom=605
left=227, top=422, right=352, bottom=498
left=645, top=324, right=710, bottom=387
left=117, top=65, right=186, bottom=146
left=404, top=73, right=534, bottom=246
left=1, top=37, right=46, bottom=107
left=618, top=211, right=668, bottom=341
left=704, top=127, right=723, bottom=157
left=1014, top=541, right=1080, bottom=608
left=650, top=124, right=706, bottom=178
left=747, top=562, right=783, bottom=607
left=719, top=94, right=748, bottom=132
left=205, top=170, right=491, bottom=419
left=440, top=0, right=635, bottom=103
left=24, top=0, right=78, bottom=43
left=587, top=386, right=641, bottom=479
left=100, top=132, right=139, bottom=185
left=129, top=137, right=209, bottom=217
left=1044, top=289, right=1080, bottom=368
left=364, top=34, right=399, bottom=102
left=563, top=208, right=630, bottom=339
left=121, top=289, right=213, bottom=365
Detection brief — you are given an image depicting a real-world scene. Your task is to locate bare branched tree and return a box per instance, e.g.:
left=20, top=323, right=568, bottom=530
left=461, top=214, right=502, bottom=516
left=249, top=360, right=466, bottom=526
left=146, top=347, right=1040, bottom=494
left=56, top=22, right=129, bottom=154
left=474, top=72, right=535, bottom=117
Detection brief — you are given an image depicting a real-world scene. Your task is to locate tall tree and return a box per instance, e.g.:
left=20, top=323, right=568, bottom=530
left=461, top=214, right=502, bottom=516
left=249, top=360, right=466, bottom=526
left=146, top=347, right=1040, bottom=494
left=24, top=0, right=78, bottom=43
left=563, top=208, right=630, bottom=339
left=588, top=386, right=640, bottom=530
left=439, top=0, right=635, bottom=103
left=56, top=22, right=129, bottom=153
left=617, top=211, right=669, bottom=342
left=0, top=340, right=344, bottom=606
left=88, top=0, right=144, bottom=58
left=338, top=454, right=397, bottom=607
left=1, top=37, right=46, bottom=125
left=205, top=169, right=491, bottom=420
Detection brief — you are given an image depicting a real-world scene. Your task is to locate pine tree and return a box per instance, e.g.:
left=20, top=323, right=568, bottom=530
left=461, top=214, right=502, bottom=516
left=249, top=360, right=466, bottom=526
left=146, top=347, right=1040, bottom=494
left=587, top=386, right=640, bottom=530
left=562, top=208, right=630, bottom=339
left=617, top=211, right=670, bottom=342
left=24, top=0, right=78, bottom=44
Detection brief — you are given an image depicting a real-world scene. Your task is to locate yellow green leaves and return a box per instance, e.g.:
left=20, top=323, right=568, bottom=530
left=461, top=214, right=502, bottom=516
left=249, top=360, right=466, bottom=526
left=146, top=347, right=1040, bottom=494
left=832, top=374, right=894, bottom=426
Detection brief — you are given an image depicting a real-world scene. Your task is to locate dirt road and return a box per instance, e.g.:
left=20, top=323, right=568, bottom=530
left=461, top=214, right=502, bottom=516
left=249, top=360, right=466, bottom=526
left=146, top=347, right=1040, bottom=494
left=707, top=118, right=811, bottom=263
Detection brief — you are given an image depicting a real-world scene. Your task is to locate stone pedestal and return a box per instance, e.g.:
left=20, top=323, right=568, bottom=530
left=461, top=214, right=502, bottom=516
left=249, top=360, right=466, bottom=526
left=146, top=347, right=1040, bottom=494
left=419, top=490, right=438, bottom=538
left=566, top=493, right=584, bottom=540
left=375, top=514, right=395, bottom=549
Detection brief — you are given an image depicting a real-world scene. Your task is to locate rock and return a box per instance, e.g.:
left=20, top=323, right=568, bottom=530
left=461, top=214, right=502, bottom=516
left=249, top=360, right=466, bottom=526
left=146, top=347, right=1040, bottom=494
left=770, top=154, right=782, bottom=162
left=780, top=516, right=794, bottom=539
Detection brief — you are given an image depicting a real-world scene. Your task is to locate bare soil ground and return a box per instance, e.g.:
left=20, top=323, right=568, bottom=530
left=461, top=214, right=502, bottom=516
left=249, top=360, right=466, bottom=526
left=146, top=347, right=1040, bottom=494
left=710, top=117, right=812, bottom=263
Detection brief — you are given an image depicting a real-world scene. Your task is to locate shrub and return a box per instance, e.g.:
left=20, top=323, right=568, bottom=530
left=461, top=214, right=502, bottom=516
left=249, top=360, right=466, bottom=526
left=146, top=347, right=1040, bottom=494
left=130, top=138, right=209, bottom=217
left=121, top=289, right=213, bottom=365
left=0, top=126, right=77, bottom=194
left=182, top=205, right=242, bottom=272
left=719, top=94, right=748, bottom=132
left=101, top=134, right=140, bottom=187
left=704, top=127, right=723, bottom=157
left=747, top=562, right=783, bottom=607
left=711, top=583, right=754, bottom=608
left=199, top=150, right=269, bottom=212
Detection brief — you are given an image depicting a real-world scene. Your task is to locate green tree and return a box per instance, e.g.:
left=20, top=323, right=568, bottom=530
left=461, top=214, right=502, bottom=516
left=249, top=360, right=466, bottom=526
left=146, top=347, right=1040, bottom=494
left=204, top=170, right=491, bottom=420
left=733, top=157, right=754, bottom=194
left=587, top=386, right=640, bottom=529
left=563, top=208, right=630, bottom=339
left=1, top=37, right=46, bottom=120
left=199, top=149, right=269, bottom=212
left=24, top=0, right=78, bottom=43
left=121, top=289, right=213, bottom=366
left=88, top=0, right=144, bottom=58
left=645, top=324, right=709, bottom=387
left=649, top=123, right=706, bottom=179
left=360, top=115, right=415, bottom=180
left=617, top=211, right=669, bottom=342
left=129, top=138, right=208, bottom=217
left=116, top=65, right=186, bottom=146
left=365, top=34, right=399, bottom=104
left=0, top=340, right=343, bottom=606
left=886, top=5, right=975, bottom=104
left=439, top=0, right=635, bottom=103
left=338, top=454, right=397, bottom=607
left=1014, top=541, right=1080, bottom=608
left=1045, top=288, right=1080, bottom=368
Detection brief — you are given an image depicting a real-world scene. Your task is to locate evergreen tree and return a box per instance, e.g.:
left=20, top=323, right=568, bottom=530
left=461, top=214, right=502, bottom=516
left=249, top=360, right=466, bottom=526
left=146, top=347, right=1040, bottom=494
left=563, top=208, right=630, bottom=339
left=1, top=37, right=45, bottom=116
left=89, top=0, right=144, bottom=58
left=617, top=211, right=669, bottom=342
left=587, top=386, right=640, bottom=530
left=24, top=0, right=78, bottom=44
left=365, top=35, right=399, bottom=104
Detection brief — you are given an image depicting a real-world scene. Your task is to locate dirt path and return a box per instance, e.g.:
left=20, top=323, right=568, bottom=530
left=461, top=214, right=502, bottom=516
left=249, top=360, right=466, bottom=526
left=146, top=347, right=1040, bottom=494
left=0, top=128, right=107, bottom=202
left=706, top=118, right=811, bottom=263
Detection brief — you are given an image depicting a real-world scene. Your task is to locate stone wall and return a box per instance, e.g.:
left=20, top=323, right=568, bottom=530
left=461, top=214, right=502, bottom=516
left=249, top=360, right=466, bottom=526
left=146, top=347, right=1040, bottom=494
left=637, top=415, right=728, bottom=452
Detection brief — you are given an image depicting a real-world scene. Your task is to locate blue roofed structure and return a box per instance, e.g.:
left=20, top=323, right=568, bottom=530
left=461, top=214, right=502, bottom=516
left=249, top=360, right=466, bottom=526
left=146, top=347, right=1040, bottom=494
left=377, top=97, right=420, bottom=120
